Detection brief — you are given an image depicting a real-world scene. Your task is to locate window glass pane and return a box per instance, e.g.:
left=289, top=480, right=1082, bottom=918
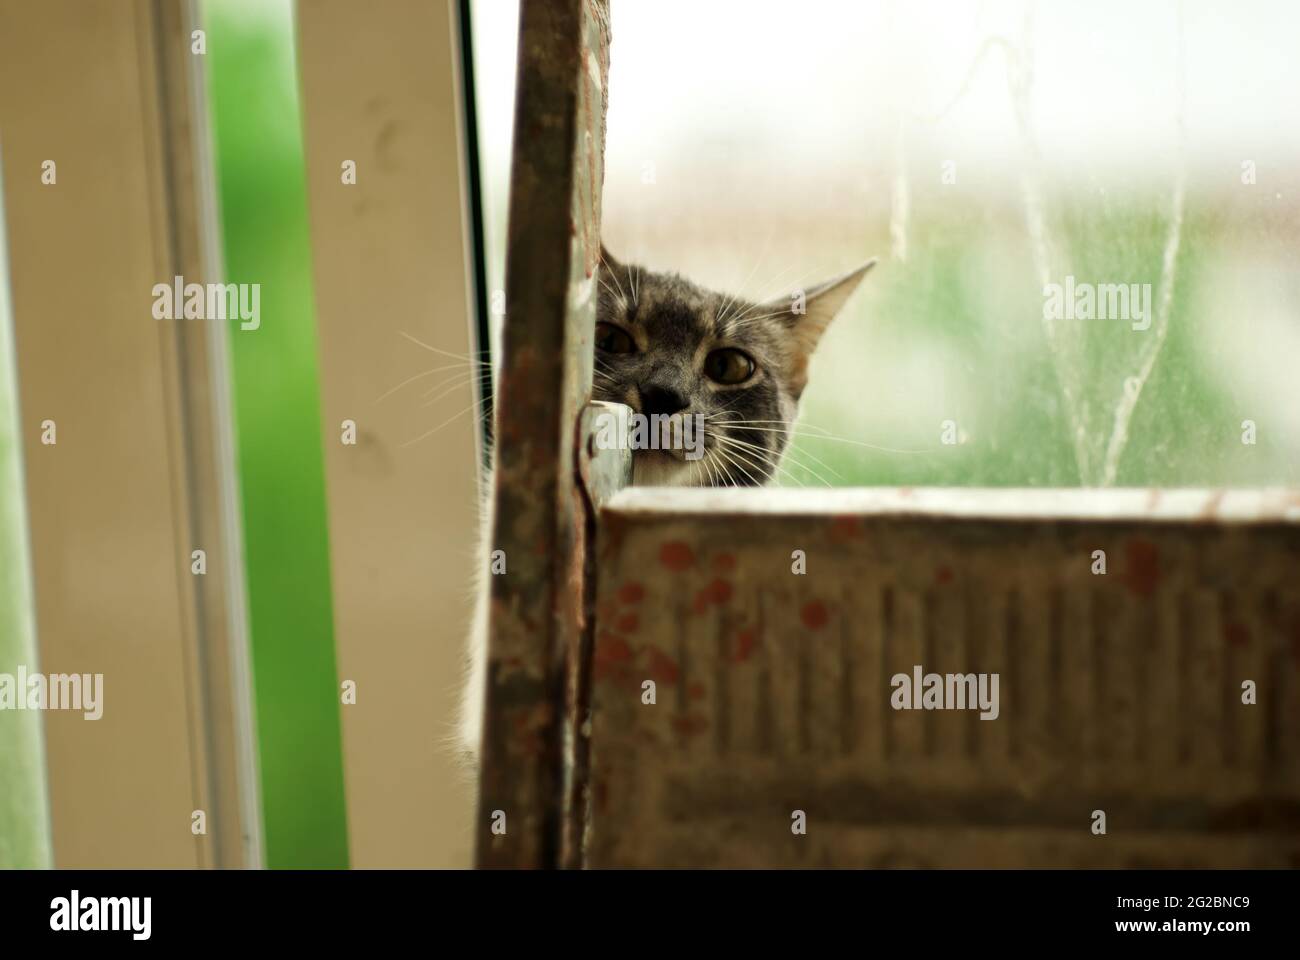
left=469, top=0, right=519, bottom=370
left=473, top=0, right=1299, bottom=487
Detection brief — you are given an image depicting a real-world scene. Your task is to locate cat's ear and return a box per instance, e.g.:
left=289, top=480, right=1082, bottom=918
left=764, top=258, right=875, bottom=397
left=788, top=258, right=876, bottom=358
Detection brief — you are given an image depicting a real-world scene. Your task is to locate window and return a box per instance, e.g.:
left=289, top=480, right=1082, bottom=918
left=471, top=0, right=1299, bottom=488
left=472, top=0, right=1300, bottom=870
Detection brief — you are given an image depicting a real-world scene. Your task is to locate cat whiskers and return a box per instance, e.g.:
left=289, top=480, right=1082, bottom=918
left=727, top=308, right=799, bottom=330
left=713, top=229, right=777, bottom=327
left=714, top=260, right=764, bottom=328
left=704, top=448, right=725, bottom=487
left=708, top=413, right=842, bottom=483
left=591, top=357, right=622, bottom=394
left=398, top=330, right=491, bottom=366
left=716, top=451, right=744, bottom=487
left=597, top=275, right=629, bottom=313
left=697, top=407, right=780, bottom=486
left=374, top=360, right=489, bottom=405
left=715, top=263, right=815, bottom=328
left=381, top=332, right=495, bottom=447
left=688, top=445, right=721, bottom=487
left=711, top=416, right=938, bottom=456
left=709, top=438, right=768, bottom=487
left=724, top=267, right=826, bottom=330
left=626, top=263, right=641, bottom=307
left=714, top=429, right=831, bottom=487
left=420, top=368, right=493, bottom=407
left=376, top=332, right=490, bottom=405
left=399, top=395, right=493, bottom=449
left=701, top=443, right=741, bottom=487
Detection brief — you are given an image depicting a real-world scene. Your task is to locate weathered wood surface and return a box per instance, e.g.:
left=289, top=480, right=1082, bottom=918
left=586, top=487, right=1300, bottom=867
left=477, top=0, right=611, bottom=868
left=562, top=400, right=634, bottom=866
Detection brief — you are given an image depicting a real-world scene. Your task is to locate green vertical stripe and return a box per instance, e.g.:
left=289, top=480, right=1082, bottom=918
left=0, top=154, right=52, bottom=869
left=203, top=0, right=349, bottom=868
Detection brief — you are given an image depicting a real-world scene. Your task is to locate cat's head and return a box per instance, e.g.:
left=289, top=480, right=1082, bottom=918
left=595, top=246, right=875, bottom=487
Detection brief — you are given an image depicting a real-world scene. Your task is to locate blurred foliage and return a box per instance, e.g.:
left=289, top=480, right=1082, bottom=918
left=204, top=0, right=349, bottom=868
left=788, top=195, right=1298, bottom=490
left=0, top=162, right=51, bottom=869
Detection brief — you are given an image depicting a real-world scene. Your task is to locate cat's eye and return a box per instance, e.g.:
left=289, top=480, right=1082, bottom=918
left=703, top=348, right=756, bottom=385
left=595, top=322, right=636, bottom=354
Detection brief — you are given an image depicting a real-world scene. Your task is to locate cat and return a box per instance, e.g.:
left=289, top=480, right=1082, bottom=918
left=457, top=246, right=875, bottom=763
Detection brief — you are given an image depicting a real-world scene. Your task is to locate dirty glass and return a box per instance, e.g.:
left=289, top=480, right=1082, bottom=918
left=471, top=0, right=1299, bottom=488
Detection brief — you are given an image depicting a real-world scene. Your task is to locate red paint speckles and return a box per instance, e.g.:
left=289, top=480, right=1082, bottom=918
left=713, top=553, right=737, bottom=572
left=731, top=629, right=758, bottom=663
left=636, top=728, right=663, bottom=747
left=692, top=578, right=733, bottom=614
left=592, top=633, right=637, bottom=688
left=672, top=714, right=708, bottom=737
left=1225, top=622, right=1249, bottom=647
left=688, top=683, right=706, bottom=701
left=659, top=541, right=695, bottom=572
left=615, top=612, right=640, bottom=633
left=830, top=515, right=862, bottom=541
left=801, top=601, right=829, bottom=630
left=617, top=581, right=645, bottom=604
left=645, top=646, right=680, bottom=685
left=1123, top=540, right=1161, bottom=598
left=594, top=632, right=632, bottom=663
left=935, top=565, right=954, bottom=585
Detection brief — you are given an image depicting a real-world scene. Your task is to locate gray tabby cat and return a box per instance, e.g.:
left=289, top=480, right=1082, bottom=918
left=459, top=246, right=874, bottom=759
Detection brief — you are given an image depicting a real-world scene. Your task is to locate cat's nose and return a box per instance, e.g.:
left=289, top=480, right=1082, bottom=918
left=638, top=385, right=689, bottom=417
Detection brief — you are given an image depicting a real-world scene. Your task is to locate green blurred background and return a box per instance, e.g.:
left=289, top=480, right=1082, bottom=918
left=202, top=0, right=348, bottom=869
left=0, top=157, right=52, bottom=869
left=472, top=0, right=1299, bottom=492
